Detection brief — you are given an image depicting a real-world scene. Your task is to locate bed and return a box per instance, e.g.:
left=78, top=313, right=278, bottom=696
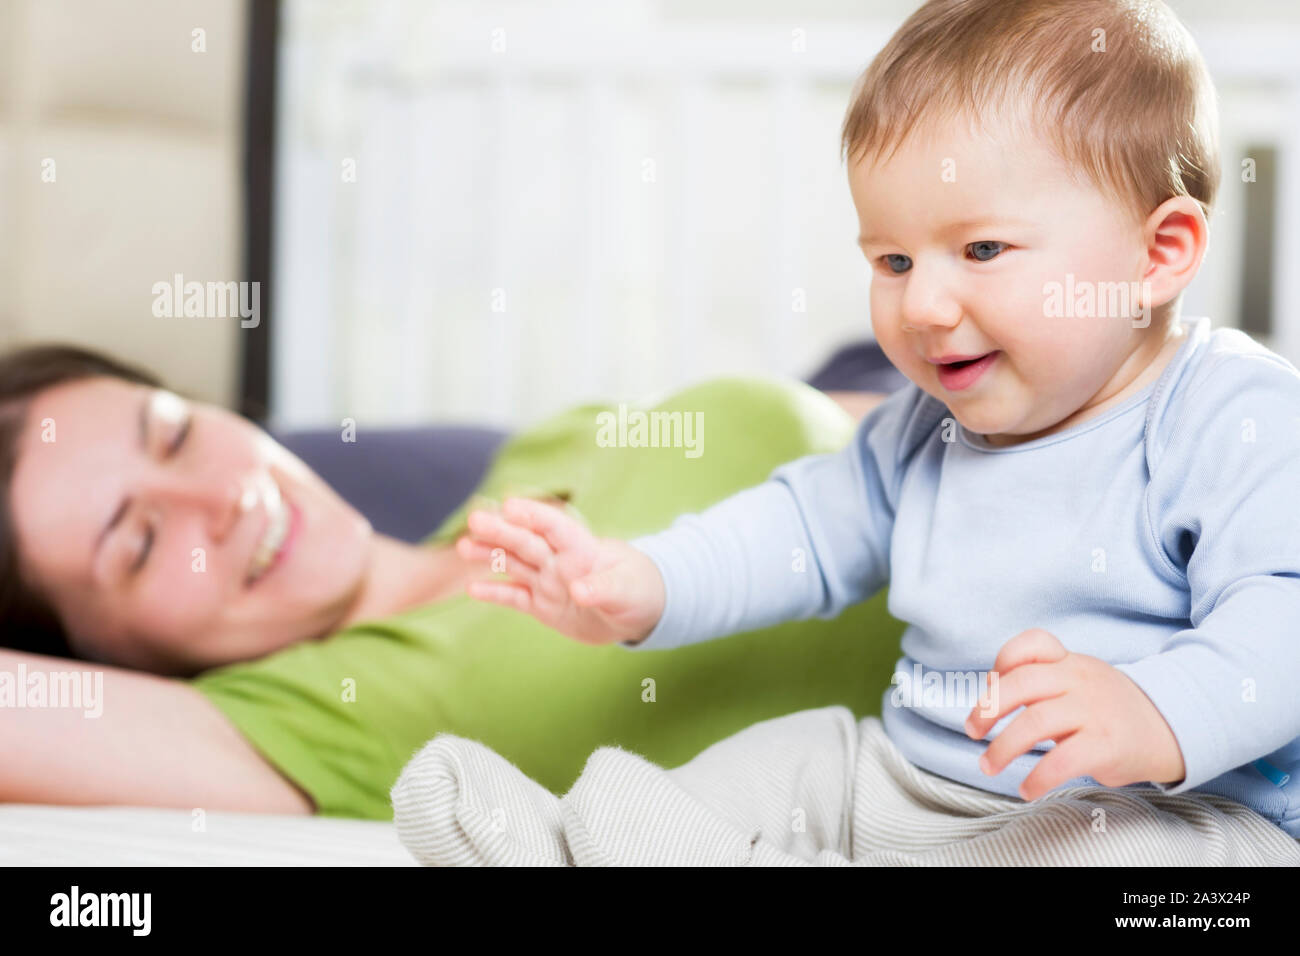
left=0, top=804, right=416, bottom=866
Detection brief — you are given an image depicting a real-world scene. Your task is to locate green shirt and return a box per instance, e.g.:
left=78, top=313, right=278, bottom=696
left=190, top=377, right=905, bottom=820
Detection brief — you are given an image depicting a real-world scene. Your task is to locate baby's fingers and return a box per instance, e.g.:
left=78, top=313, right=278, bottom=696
left=457, top=534, right=532, bottom=571
left=456, top=535, right=541, bottom=588
left=1015, top=732, right=1098, bottom=800
left=466, top=508, right=555, bottom=570
left=979, top=697, right=1079, bottom=779
left=466, top=579, right=534, bottom=613
left=502, top=497, right=595, bottom=557
left=455, top=535, right=497, bottom=564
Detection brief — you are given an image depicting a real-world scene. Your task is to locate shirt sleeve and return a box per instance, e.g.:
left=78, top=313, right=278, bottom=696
left=623, top=384, right=928, bottom=652
left=1116, top=353, right=1300, bottom=793
left=190, top=626, right=433, bottom=821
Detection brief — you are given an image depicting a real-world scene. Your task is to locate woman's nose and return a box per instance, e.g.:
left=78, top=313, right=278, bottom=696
left=147, top=471, right=258, bottom=544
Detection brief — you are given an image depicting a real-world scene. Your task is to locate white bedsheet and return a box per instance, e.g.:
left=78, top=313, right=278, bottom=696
left=0, top=804, right=417, bottom=866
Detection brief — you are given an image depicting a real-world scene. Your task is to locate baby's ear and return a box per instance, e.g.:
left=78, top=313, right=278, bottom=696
left=1140, top=195, right=1209, bottom=308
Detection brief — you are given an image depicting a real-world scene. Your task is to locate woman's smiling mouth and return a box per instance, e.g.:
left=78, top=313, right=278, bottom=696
left=245, top=481, right=298, bottom=587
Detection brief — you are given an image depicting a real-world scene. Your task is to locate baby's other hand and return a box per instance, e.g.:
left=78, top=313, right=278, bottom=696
left=456, top=496, right=665, bottom=646
left=962, top=628, right=1186, bottom=801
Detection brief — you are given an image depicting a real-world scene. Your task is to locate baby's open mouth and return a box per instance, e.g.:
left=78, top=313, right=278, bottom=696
left=933, top=351, right=1000, bottom=391
left=939, top=352, right=996, bottom=369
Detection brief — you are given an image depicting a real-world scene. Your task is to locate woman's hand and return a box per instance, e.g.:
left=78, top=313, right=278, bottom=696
left=456, top=497, right=666, bottom=646
left=963, top=628, right=1187, bottom=801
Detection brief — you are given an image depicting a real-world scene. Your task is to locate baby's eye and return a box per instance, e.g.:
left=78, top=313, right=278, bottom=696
left=967, top=240, right=1007, bottom=262
left=880, top=254, right=912, bottom=275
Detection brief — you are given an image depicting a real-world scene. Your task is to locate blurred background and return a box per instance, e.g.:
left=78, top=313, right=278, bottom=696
left=0, top=0, right=1297, bottom=432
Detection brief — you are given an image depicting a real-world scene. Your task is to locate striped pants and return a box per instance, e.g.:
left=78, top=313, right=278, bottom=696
left=391, top=706, right=1300, bottom=866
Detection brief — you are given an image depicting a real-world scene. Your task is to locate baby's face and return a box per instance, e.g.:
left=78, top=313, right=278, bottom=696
left=848, top=113, right=1158, bottom=446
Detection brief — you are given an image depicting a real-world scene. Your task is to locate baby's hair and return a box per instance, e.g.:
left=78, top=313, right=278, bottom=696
left=841, top=0, right=1220, bottom=228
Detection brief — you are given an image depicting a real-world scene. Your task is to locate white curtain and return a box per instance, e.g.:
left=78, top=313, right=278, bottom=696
left=271, top=0, right=1300, bottom=429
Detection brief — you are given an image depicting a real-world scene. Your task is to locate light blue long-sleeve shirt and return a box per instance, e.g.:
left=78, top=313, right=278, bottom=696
left=625, top=316, right=1300, bottom=837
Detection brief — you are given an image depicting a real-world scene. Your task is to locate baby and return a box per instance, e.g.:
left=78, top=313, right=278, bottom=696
left=457, top=0, right=1300, bottom=840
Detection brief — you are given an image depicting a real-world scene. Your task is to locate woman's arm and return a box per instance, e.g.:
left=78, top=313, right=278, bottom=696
left=0, top=649, right=313, bottom=814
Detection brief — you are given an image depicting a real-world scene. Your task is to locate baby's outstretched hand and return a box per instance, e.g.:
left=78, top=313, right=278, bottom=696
left=456, top=496, right=665, bottom=647
left=962, top=628, right=1187, bottom=801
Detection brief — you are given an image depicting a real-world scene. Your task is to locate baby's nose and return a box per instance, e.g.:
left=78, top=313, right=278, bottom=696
left=900, top=267, right=962, bottom=331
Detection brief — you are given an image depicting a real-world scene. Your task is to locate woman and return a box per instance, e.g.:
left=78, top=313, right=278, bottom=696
left=0, top=344, right=900, bottom=818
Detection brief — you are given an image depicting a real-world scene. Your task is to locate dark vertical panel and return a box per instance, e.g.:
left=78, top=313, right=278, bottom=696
left=239, top=0, right=280, bottom=422
left=1238, top=145, right=1275, bottom=338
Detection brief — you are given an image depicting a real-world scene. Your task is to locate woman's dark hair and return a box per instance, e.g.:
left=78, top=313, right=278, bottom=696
left=0, top=344, right=163, bottom=660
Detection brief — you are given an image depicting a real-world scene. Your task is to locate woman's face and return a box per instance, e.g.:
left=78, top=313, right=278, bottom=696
left=9, top=376, right=373, bottom=674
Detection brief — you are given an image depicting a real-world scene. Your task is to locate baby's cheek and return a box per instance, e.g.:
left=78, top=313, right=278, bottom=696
left=868, top=312, right=910, bottom=362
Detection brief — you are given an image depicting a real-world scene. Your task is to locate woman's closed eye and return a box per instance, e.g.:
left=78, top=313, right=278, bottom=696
left=132, top=523, right=155, bottom=573
left=168, top=412, right=193, bottom=455
left=128, top=406, right=190, bottom=574
left=147, top=389, right=192, bottom=458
